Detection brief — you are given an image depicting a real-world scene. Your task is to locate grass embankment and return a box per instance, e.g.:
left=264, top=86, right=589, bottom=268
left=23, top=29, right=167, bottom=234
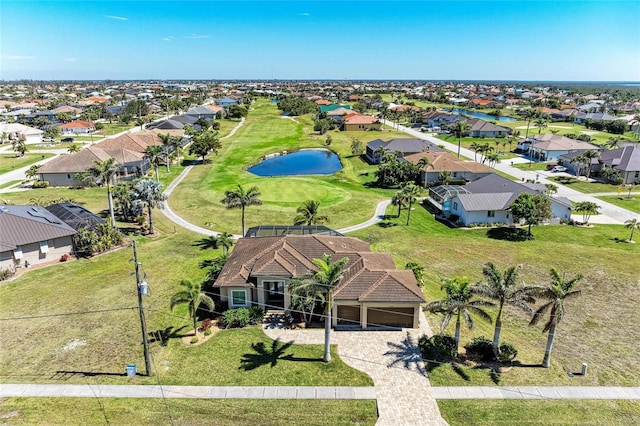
left=169, top=99, right=409, bottom=234
left=549, top=176, right=625, bottom=194
left=597, top=195, right=640, bottom=215
left=0, top=398, right=377, bottom=425
left=351, top=203, right=639, bottom=387
left=0, top=153, right=54, bottom=174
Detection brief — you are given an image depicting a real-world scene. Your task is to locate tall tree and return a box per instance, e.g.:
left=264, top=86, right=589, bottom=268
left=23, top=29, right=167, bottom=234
left=521, top=109, right=537, bottom=141
left=88, top=158, right=119, bottom=226
left=452, top=120, right=471, bottom=158
left=11, top=138, right=28, bottom=157
left=391, top=190, right=406, bottom=218
left=529, top=268, right=582, bottom=368
left=158, top=133, right=173, bottom=173
left=216, top=232, right=235, bottom=255
left=401, top=183, right=422, bottom=226
left=582, top=149, right=599, bottom=179
left=534, top=117, right=548, bottom=135
left=474, top=263, right=537, bottom=357
left=130, top=178, right=167, bottom=235
left=293, top=200, right=329, bottom=226
left=25, top=164, right=40, bottom=180
left=509, top=193, right=552, bottom=238
left=220, top=184, right=263, bottom=236
left=424, top=277, right=494, bottom=355
left=170, top=279, right=215, bottom=337
left=189, top=129, right=221, bottom=163
left=67, top=143, right=80, bottom=153
left=574, top=201, right=600, bottom=225
left=625, top=218, right=639, bottom=242
left=290, top=254, right=349, bottom=362
left=144, top=145, right=163, bottom=182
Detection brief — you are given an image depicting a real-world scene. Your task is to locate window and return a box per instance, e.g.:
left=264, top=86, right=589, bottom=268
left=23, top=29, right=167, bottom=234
left=231, top=290, right=247, bottom=307
left=487, top=211, right=495, bottom=218
left=13, top=246, right=23, bottom=259
left=453, top=202, right=458, bottom=210
left=635, top=171, right=639, bottom=178
left=39, top=241, right=49, bottom=254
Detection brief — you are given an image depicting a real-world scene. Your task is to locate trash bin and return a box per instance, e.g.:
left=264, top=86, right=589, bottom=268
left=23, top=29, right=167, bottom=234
left=126, top=364, right=137, bottom=377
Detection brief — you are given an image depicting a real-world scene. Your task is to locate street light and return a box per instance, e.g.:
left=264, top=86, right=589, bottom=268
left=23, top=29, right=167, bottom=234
left=131, top=240, right=152, bottom=376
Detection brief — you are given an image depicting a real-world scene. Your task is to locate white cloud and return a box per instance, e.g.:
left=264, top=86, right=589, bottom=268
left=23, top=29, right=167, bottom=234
left=183, top=34, right=210, bottom=39
left=3, top=55, right=35, bottom=60
left=104, top=15, right=128, bottom=21
left=299, top=13, right=310, bottom=16
left=63, top=58, right=76, bottom=62
left=162, top=37, right=172, bottom=42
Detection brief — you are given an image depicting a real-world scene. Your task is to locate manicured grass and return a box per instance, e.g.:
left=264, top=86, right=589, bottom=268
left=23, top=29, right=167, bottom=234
left=598, top=195, right=640, bottom=215
left=351, top=203, right=639, bottom=387
left=438, top=400, right=640, bottom=425
left=0, top=398, right=378, bottom=425
left=512, top=161, right=555, bottom=171
left=435, top=135, right=519, bottom=160
left=0, top=153, right=54, bottom=174
left=549, top=176, right=624, bottom=194
left=169, top=99, right=409, bottom=234
left=0, top=212, right=371, bottom=387
left=99, top=123, right=135, bottom=136
left=0, top=179, right=22, bottom=190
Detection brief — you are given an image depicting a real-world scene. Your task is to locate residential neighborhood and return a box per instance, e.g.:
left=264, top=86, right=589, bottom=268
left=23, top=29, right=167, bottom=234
left=1, top=1, right=639, bottom=424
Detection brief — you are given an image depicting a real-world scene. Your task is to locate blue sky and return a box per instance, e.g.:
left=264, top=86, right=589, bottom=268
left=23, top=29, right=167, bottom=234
left=1, top=1, right=639, bottom=81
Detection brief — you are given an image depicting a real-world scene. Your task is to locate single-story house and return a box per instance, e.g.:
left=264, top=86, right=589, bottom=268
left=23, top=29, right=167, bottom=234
left=146, top=118, right=185, bottom=131
left=45, top=202, right=106, bottom=231
left=216, top=97, right=239, bottom=107
left=214, top=234, right=425, bottom=329
left=365, top=138, right=442, bottom=163
left=465, top=118, right=512, bottom=138
left=440, top=174, right=573, bottom=226
left=0, top=204, right=77, bottom=270
left=95, top=131, right=162, bottom=153
left=58, top=120, right=95, bottom=135
left=574, top=112, right=618, bottom=124
left=326, top=107, right=354, bottom=123
left=184, top=106, right=218, bottom=120
left=421, top=111, right=466, bottom=128
left=204, top=104, right=225, bottom=117
left=593, top=145, right=640, bottom=184
left=526, top=133, right=600, bottom=162
left=319, top=104, right=351, bottom=114
left=37, top=146, right=149, bottom=186
left=342, top=113, right=381, bottom=131
left=51, top=105, right=83, bottom=116
left=403, top=150, right=495, bottom=186
left=0, top=123, right=44, bottom=144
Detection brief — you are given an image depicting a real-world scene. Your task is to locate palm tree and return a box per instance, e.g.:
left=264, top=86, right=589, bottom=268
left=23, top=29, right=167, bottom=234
left=625, top=218, right=639, bottom=242
left=534, top=118, right=547, bottom=135
left=170, top=279, right=215, bottom=337
left=606, top=137, right=622, bottom=150
left=570, top=155, right=586, bottom=176
left=529, top=268, right=582, bottom=368
left=216, top=232, right=235, bottom=255
left=391, top=190, right=406, bottom=218
left=453, top=120, right=471, bottom=158
left=67, top=143, right=80, bottom=153
left=485, top=152, right=501, bottom=168
left=474, top=263, right=537, bottom=357
left=158, top=133, right=173, bottom=173
left=25, top=164, right=40, bottom=180
left=293, top=200, right=329, bottom=226
left=521, top=109, right=537, bottom=141
left=373, top=146, right=388, bottom=164
left=469, top=142, right=480, bottom=162
left=220, top=184, right=263, bottom=236
left=88, top=158, right=119, bottom=226
left=130, top=178, right=167, bottom=235
left=545, top=183, right=558, bottom=195
left=424, top=276, right=494, bottom=355
left=574, top=201, right=600, bottom=225
left=112, top=181, right=134, bottom=221
left=582, top=149, right=599, bottom=179
left=401, top=183, right=422, bottom=226
left=439, top=170, right=452, bottom=185
left=145, top=145, right=163, bottom=182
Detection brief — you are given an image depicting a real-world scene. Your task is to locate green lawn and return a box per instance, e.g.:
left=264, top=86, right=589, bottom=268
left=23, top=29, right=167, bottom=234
left=512, top=161, right=554, bottom=171
left=435, top=135, right=519, bottom=160
left=351, top=203, right=639, bottom=387
left=438, top=400, right=640, bottom=426
left=0, top=398, right=378, bottom=425
left=0, top=153, right=54, bottom=174
left=549, top=176, right=624, bottom=194
left=598, top=195, right=640, bottom=215
left=0, top=179, right=22, bottom=190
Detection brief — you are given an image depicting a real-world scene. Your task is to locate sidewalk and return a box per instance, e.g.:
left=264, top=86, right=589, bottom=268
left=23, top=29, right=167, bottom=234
left=2, top=383, right=638, bottom=400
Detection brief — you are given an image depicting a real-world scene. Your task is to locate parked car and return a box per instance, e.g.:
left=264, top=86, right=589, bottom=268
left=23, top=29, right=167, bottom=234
left=42, top=137, right=55, bottom=143
left=61, top=137, right=74, bottom=143
left=545, top=163, right=558, bottom=171
left=551, top=166, right=567, bottom=172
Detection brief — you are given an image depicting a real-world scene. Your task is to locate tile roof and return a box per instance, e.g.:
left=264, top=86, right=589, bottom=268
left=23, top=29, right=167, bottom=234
left=0, top=205, right=76, bottom=250
left=37, top=146, right=143, bottom=174
left=404, top=150, right=494, bottom=173
left=531, top=133, right=599, bottom=152
left=214, top=235, right=424, bottom=304
left=465, top=118, right=511, bottom=133
left=58, top=120, right=94, bottom=129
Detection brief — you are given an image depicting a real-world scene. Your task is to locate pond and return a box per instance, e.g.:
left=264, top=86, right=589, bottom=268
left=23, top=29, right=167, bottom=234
left=448, top=108, right=517, bottom=122
left=247, top=149, right=343, bottom=176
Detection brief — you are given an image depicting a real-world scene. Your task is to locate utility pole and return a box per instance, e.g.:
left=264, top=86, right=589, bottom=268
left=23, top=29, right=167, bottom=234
left=132, top=240, right=152, bottom=376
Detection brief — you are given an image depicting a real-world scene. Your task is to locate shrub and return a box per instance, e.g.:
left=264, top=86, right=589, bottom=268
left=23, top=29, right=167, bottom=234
left=465, top=336, right=495, bottom=362
left=222, top=308, right=251, bottom=328
left=190, top=337, right=199, bottom=344
left=248, top=306, right=265, bottom=325
left=32, top=180, right=49, bottom=188
left=204, top=328, right=212, bottom=336
left=419, top=334, right=457, bottom=362
left=60, top=254, right=70, bottom=262
left=498, top=343, right=518, bottom=364
left=200, top=318, right=212, bottom=331
left=0, top=268, right=14, bottom=281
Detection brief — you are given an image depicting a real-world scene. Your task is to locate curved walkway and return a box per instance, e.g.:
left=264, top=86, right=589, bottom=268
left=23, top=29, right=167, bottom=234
left=263, top=311, right=446, bottom=426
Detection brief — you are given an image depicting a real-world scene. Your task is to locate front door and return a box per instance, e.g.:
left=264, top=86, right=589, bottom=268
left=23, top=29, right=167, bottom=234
left=265, top=281, right=285, bottom=308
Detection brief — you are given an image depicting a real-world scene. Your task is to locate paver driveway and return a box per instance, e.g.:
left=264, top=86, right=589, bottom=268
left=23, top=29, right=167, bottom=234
left=263, top=311, right=447, bottom=426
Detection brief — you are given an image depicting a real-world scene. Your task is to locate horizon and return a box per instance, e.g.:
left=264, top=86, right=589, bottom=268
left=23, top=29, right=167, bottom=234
left=2, top=1, right=639, bottom=81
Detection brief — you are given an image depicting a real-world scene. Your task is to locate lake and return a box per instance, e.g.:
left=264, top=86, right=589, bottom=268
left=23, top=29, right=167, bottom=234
left=247, top=149, right=343, bottom=176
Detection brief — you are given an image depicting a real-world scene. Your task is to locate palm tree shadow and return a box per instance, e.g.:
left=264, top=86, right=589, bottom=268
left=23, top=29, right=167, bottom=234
left=148, top=325, right=189, bottom=346
left=193, top=236, right=218, bottom=250
left=486, top=227, right=531, bottom=241
left=239, top=339, right=297, bottom=371
left=384, top=333, right=427, bottom=377
left=450, top=363, right=471, bottom=381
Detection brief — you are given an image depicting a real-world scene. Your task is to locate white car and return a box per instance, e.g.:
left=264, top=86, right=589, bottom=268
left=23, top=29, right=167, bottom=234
left=551, top=166, right=567, bottom=173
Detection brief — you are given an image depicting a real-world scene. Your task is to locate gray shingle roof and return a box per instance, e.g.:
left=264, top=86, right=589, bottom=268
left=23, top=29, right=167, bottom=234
left=0, top=205, right=76, bottom=250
